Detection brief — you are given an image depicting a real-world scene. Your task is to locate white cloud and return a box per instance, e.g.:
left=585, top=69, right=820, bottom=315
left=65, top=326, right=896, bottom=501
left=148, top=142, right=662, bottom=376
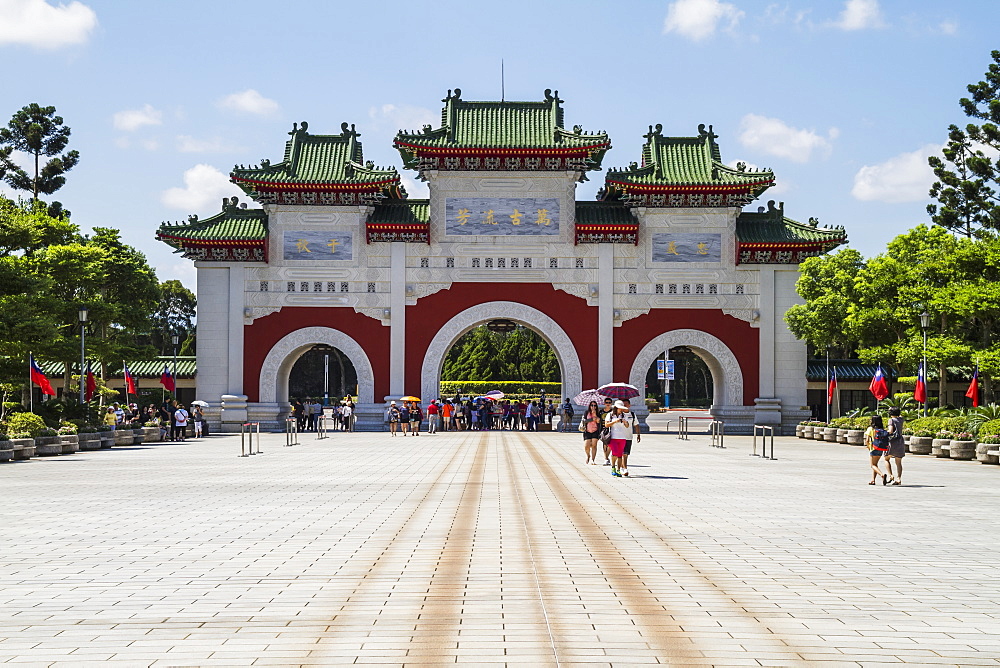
left=0, top=0, right=97, bottom=48
left=176, top=135, right=246, bottom=153
left=112, top=104, right=162, bottom=131
left=161, top=164, right=243, bottom=211
left=831, top=0, right=885, bottom=30
left=737, top=114, right=836, bottom=163
left=851, top=143, right=938, bottom=203
left=938, top=20, right=958, bottom=35
left=217, top=89, right=280, bottom=117
left=663, top=0, right=744, bottom=41
left=368, top=103, right=437, bottom=133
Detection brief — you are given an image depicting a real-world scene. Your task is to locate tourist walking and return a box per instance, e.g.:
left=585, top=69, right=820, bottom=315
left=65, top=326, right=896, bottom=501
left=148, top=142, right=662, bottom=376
left=604, top=400, right=632, bottom=477
left=192, top=405, right=205, bottom=438
left=580, top=400, right=602, bottom=464
left=399, top=402, right=410, bottom=435
left=342, top=402, right=353, bottom=432
left=409, top=401, right=422, bottom=435
left=619, top=398, right=640, bottom=477
left=600, top=397, right=614, bottom=465
left=864, top=415, right=890, bottom=484
left=387, top=401, right=400, bottom=436
left=885, top=406, right=905, bottom=485
left=427, top=400, right=439, bottom=433
left=173, top=403, right=189, bottom=441
left=442, top=399, right=453, bottom=431
left=525, top=401, right=535, bottom=431
left=560, top=398, right=574, bottom=432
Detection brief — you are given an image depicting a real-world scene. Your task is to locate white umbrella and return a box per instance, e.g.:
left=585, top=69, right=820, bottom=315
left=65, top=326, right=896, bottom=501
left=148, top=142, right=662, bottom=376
left=573, top=389, right=604, bottom=406
left=485, top=390, right=505, bottom=399
left=190, top=400, right=209, bottom=407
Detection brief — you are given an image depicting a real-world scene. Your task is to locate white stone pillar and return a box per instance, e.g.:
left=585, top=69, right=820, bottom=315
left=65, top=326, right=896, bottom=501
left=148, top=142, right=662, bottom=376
left=195, top=264, right=230, bottom=422
left=597, top=243, right=614, bottom=385
left=227, top=264, right=245, bottom=396
left=388, top=242, right=406, bottom=399
left=755, top=265, right=781, bottom=426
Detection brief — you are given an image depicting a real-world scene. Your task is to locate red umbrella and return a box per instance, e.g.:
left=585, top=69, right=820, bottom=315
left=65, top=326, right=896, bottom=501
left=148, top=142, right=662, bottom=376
left=597, top=383, right=640, bottom=400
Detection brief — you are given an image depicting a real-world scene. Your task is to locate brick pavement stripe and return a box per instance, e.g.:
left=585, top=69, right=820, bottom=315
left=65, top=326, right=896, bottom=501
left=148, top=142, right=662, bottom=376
left=2, top=425, right=1000, bottom=665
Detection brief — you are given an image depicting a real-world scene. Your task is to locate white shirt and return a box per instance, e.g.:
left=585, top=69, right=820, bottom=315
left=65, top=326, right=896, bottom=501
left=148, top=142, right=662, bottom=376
left=342, top=405, right=353, bottom=417
left=174, top=409, right=189, bottom=426
left=604, top=412, right=631, bottom=440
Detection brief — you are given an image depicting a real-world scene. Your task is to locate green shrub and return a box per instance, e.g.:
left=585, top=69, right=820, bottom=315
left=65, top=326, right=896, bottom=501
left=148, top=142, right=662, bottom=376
left=979, top=434, right=1000, bottom=444
left=438, top=381, right=562, bottom=398
left=912, top=429, right=936, bottom=438
left=3, top=412, right=47, bottom=437
left=977, top=419, right=1000, bottom=438
left=57, top=423, right=77, bottom=435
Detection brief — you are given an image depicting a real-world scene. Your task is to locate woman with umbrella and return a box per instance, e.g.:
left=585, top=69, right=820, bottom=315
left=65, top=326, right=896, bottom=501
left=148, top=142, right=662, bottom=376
left=581, top=400, right=602, bottom=464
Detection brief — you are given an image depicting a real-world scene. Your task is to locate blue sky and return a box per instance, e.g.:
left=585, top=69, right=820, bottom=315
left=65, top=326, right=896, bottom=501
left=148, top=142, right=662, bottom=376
left=1, top=0, right=996, bottom=290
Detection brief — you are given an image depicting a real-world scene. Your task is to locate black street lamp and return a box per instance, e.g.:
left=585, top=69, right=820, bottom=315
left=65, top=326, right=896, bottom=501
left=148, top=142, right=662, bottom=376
left=920, top=310, right=930, bottom=417
left=171, top=335, right=179, bottom=399
left=78, top=306, right=89, bottom=404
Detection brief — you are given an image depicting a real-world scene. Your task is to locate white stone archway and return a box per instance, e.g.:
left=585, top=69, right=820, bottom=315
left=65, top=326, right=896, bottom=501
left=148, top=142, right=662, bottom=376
left=628, top=329, right=745, bottom=407
left=420, top=302, right=583, bottom=405
left=259, top=326, right=375, bottom=405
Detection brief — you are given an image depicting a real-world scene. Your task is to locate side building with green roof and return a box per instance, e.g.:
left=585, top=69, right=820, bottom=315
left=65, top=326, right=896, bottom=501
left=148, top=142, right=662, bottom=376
left=154, top=88, right=846, bottom=434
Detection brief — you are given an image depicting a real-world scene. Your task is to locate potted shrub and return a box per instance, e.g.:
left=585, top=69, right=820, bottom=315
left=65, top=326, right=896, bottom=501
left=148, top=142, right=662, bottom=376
left=822, top=422, right=838, bottom=442
left=58, top=424, right=79, bottom=454
left=800, top=421, right=813, bottom=438
left=932, top=430, right=954, bottom=457
left=8, top=432, right=35, bottom=459
left=34, top=427, right=62, bottom=456
left=976, top=434, right=1000, bottom=465
left=77, top=426, right=101, bottom=451
left=142, top=421, right=161, bottom=443
left=908, top=429, right=934, bottom=455
left=113, top=425, right=134, bottom=447
left=795, top=421, right=807, bottom=438
left=0, top=435, right=12, bottom=462
left=846, top=417, right=867, bottom=446
left=98, top=425, right=115, bottom=449
left=949, top=432, right=976, bottom=461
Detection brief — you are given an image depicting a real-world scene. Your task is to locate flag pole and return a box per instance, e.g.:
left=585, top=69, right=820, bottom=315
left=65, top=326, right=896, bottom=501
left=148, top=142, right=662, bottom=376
left=28, top=352, right=33, bottom=414
left=122, top=361, right=128, bottom=407
left=825, top=347, right=830, bottom=424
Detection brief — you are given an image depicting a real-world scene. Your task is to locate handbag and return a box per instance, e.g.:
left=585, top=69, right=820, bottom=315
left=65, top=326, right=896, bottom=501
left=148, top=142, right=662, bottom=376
left=578, top=416, right=586, bottom=433
left=599, top=427, right=612, bottom=445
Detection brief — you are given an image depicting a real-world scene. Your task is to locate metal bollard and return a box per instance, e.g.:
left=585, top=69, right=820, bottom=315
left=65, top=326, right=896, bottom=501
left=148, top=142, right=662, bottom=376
left=316, top=415, right=327, bottom=440
left=240, top=422, right=262, bottom=456
left=285, top=418, right=299, bottom=446
left=752, top=425, right=775, bottom=459
left=710, top=420, right=725, bottom=448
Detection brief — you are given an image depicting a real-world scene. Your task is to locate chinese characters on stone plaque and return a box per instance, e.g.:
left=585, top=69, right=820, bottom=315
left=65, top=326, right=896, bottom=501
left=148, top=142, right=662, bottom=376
left=282, top=231, right=353, bottom=260
left=445, top=198, right=560, bottom=236
left=651, top=233, right=721, bottom=263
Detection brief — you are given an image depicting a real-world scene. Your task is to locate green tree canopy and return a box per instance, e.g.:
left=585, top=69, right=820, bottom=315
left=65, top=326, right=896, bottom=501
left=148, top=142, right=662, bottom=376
left=441, top=325, right=560, bottom=383
left=0, top=104, right=80, bottom=200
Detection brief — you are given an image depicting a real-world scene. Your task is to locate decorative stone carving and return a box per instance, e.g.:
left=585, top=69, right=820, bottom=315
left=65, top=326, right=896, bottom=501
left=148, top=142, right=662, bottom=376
left=722, top=309, right=761, bottom=326
left=552, top=282, right=591, bottom=301
left=628, top=329, right=744, bottom=407
left=408, top=281, right=452, bottom=301
left=353, top=307, right=390, bottom=325
left=259, top=326, right=375, bottom=404
left=420, top=302, right=583, bottom=405
left=613, top=309, right=650, bottom=326
left=244, top=306, right=282, bottom=323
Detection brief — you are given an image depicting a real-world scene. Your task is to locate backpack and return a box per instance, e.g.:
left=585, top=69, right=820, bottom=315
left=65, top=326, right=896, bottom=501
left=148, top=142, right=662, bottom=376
left=873, top=428, right=890, bottom=451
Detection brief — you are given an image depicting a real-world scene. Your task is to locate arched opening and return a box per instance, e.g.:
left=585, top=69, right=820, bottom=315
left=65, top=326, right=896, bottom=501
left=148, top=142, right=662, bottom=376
left=644, top=346, right=714, bottom=409
left=288, top=345, right=358, bottom=404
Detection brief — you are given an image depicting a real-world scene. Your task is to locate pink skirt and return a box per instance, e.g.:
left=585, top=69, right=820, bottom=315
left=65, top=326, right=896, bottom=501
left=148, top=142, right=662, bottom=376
left=608, top=438, right=627, bottom=457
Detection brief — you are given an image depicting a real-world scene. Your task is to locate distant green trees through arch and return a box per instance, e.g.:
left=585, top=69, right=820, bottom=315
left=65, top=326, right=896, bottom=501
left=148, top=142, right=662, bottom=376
left=441, top=325, right=559, bottom=383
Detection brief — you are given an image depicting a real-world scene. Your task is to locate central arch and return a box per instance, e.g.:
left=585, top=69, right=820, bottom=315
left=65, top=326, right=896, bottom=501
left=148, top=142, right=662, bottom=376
left=628, top=329, right=744, bottom=407
left=259, top=326, right=375, bottom=405
left=420, top=302, right=583, bottom=405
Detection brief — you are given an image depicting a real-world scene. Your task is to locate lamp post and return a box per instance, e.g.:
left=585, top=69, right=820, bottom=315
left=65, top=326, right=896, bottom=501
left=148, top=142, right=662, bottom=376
left=78, top=306, right=89, bottom=405
left=825, top=345, right=831, bottom=424
left=171, top=335, right=179, bottom=400
left=920, top=310, right=930, bottom=417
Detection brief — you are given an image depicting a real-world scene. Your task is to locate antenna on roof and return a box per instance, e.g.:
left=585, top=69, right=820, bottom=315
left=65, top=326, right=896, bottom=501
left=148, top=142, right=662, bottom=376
left=501, top=59, right=505, bottom=101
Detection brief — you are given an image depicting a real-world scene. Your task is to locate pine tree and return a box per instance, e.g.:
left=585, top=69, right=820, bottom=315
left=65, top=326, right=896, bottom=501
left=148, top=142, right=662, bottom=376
left=0, top=104, right=80, bottom=201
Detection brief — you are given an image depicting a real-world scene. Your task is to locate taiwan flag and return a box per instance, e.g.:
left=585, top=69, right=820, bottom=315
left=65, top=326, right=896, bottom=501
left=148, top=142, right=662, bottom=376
left=827, top=367, right=837, bottom=404
left=966, top=366, right=980, bottom=408
left=29, top=355, right=56, bottom=396
left=123, top=362, right=137, bottom=395
left=913, top=362, right=927, bottom=404
left=869, top=364, right=890, bottom=401
left=159, top=365, right=175, bottom=393
left=84, top=362, right=97, bottom=402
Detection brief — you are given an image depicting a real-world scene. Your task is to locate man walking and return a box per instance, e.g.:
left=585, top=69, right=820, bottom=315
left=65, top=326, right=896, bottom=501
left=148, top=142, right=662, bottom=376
left=560, top=398, right=574, bottom=432
left=427, top=400, right=439, bottom=434
left=620, top=398, right=641, bottom=477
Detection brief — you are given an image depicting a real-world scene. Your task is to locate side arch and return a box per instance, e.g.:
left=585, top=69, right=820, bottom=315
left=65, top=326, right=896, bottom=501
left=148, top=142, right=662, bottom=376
left=420, top=302, right=583, bottom=404
left=628, top=329, right=745, bottom=407
left=259, top=326, right=375, bottom=404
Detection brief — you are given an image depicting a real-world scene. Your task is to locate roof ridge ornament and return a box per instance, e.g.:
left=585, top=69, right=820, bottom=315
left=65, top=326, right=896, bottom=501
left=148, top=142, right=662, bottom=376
left=443, top=88, right=462, bottom=102
left=289, top=121, right=309, bottom=135
left=697, top=123, right=717, bottom=138
left=543, top=88, right=562, bottom=103
left=643, top=124, right=663, bottom=140
left=341, top=122, right=359, bottom=137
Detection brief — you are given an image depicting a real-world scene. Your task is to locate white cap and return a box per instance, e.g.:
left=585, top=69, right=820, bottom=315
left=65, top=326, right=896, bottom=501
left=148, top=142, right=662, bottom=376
left=390, top=400, right=396, bottom=405
left=614, top=400, right=627, bottom=410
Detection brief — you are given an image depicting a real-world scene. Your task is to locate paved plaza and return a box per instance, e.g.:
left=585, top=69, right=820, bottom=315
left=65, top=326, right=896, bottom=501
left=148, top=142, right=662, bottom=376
left=2, top=420, right=1000, bottom=667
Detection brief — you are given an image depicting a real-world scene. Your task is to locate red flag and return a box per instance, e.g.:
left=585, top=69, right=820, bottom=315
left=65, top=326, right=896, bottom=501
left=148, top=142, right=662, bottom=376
left=913, top=362, right=927, bottom=404
left=159, top=365, right=175, bottom=393
left=29, top=355, right=56, bottom=396
left=827, top=367, right=837, bottom=404
left=85, top=362, right=97, bottom=402
left=123, top=362, right=137, bottom=395
left=869, top=364, right=889, bottom=401
left=966, top=367, right=980, bottom=408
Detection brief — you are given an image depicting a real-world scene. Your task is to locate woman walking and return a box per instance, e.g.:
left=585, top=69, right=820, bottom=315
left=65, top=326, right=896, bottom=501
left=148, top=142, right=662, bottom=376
left=886, top=406, right=905, bottom=485
left=864, top=415, right=890, bottom=485
left=604, top=400, right=632, bottom=477
left=387, top=401, right=400, bottom=436
left=399, top=402, right=410, bottom=436
left=581, top=400, right=602, bottom=465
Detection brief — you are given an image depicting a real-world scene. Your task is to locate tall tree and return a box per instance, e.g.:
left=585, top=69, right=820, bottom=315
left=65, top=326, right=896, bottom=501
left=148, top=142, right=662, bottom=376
left=149, top=280, right=197, bottom=354
left=0, top=104, right=80, bottom=201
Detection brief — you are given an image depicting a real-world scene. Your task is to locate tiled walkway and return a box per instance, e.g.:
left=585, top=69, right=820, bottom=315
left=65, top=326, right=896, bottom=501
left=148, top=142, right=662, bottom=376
left=2, top=425, right=999, bottom=666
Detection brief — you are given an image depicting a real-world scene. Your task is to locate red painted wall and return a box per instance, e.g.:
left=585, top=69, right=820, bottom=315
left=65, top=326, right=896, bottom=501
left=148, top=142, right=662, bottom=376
left=404, top=283, right=597, bottom=391
left=613, top=309, right=759, bottom=405
left=243, top=307, right=391, bottom=401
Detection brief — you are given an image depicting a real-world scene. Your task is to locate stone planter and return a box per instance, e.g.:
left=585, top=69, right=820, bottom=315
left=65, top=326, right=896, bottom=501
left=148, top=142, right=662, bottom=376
left=976, top=442, right=999, bottom=465
left=823, top=427, right=839, bottom=442
left=795, top=425, right=805, bottom=438
left=34, top=435, right=62, bottom=456
left=113, top=429, right=133, bottom=447
left=909, top=436, right=933, bottom=455
left=77, top=432, right=101, bottom=450
left=60, top=434, right=79, bottom=454
left=131, top=429, right=145, bottom=445
left=815, top=427, right=829, bottom=441
left=98, top=431, right=115, bottom=448
left=0, top=442, right=12, bottom=462
left=142, top=426, right=161, bottom=443
left=11, top=438, right=34, bottom=459
left=836, top=428, right=849, bottom=444
left=949, top=439, right=976, bottom=461
left=903, top=435, right=911, bottom=446
left=846, top=429, right=865, bottom=446
left=931, top=438, right=952, bottom=458
left=800, top=426, right=812, bottom=438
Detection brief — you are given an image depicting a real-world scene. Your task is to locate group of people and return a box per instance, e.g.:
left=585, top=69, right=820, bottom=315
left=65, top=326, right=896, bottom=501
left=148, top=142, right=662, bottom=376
left=101, top=400, right=204, bottom=441
left=290, top=399, right=355, bottom=432
left=578, top=397, right=641, bottom=477
left=864, top=406, right=905, bottom=485
left=388, top=397, right=566, bottom=434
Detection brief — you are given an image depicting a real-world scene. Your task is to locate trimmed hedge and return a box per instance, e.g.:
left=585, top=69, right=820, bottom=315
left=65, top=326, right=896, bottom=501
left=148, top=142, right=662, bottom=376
left=978, top=419, right=1000, bottom=438
left=3, top=412, right=47, bottom=437
left=905, top=416, right=969, bottom=435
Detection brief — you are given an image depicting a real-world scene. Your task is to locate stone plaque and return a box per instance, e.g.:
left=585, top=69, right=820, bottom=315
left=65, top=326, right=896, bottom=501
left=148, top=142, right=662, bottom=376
left=651, top=233, right=722, bottom=263
left=282, top=231, right=353, bottom=261
left=445, top=197, right=559, bottom=236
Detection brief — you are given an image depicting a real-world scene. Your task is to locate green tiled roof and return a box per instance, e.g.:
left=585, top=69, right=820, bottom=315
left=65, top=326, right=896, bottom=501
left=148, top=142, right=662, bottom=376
left=232, top=122, right=400, bottom=191
left=806, top=361, right=894, bottom=382
left=368, top=200, right=430, bottom=226
left=157, top=197, right=266, bottom=247
left=39, top=357, right=197, bottom=379
left=575, top=201, right=637, bottom=226
left=605, top=124, right=774, bottom=190
left=737, top=201, right=846, bottom=246
left=394, top=89, right=610, bottom=167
